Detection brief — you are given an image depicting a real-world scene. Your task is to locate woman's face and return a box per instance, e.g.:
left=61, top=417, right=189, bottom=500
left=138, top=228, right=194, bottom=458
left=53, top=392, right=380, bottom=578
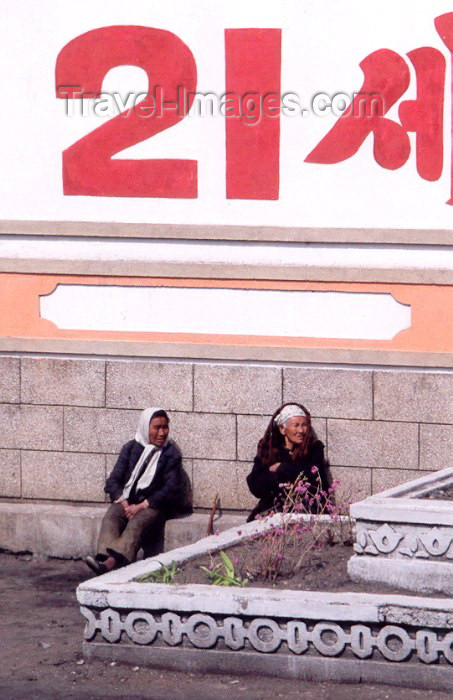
left=148, top=416, right=170, bottom=447
left=279, top=415, right=308, bottom=449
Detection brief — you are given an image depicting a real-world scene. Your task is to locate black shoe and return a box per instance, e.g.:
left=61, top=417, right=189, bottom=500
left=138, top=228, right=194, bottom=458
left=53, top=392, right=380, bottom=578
left=84, top=556, right=107, bottom=576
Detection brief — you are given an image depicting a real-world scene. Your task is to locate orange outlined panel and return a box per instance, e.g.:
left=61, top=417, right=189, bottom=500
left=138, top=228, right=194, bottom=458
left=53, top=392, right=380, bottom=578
left=1, top=273, right=452, bottom=354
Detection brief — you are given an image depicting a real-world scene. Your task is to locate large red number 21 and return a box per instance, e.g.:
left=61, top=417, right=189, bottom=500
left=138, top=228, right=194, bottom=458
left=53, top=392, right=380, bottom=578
left=56, top=26, right=281, bottom=200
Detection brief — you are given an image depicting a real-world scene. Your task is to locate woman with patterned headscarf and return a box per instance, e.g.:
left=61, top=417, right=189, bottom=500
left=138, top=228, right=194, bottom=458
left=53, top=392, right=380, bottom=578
left=246, top=402, right=331, bottom=522
left=85, top=407, right=189, bottom=576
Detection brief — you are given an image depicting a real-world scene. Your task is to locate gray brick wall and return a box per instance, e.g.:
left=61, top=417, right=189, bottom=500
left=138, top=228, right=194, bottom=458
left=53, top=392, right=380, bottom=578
left=0, top=356, right=451, bottom=509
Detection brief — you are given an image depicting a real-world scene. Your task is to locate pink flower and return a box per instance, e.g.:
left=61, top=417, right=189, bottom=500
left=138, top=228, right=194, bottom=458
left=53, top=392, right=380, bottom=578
left=215, top=529, right=220, bottom=536
left=311, top=465, right=318, bottom=474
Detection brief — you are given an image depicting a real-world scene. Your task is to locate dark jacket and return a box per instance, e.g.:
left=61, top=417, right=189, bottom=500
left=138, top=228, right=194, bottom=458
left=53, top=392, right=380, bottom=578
left=105, top=438, right=187, bottom=516
left=246, top=439, right=330, bottom=521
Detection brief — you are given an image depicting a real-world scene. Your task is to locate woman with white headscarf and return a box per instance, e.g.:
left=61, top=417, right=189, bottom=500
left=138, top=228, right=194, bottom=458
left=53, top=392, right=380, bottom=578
left=246, top=402, right=331, bottom=522
left=85, top=407, right=188, bottom=576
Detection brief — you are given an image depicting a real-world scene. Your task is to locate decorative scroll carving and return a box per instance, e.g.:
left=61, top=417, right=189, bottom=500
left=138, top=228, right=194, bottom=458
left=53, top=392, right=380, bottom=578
left=353, top=523, right=453, bottom=560
left=80, top=607, right=453, bottom=665
left=368, top=523, right=404, bottom=553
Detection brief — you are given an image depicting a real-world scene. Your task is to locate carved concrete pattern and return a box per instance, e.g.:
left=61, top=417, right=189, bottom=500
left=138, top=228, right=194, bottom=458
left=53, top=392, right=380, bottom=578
left=80, top=607, right=453, bottom=664
left=353, top=524, right=453, bottom=560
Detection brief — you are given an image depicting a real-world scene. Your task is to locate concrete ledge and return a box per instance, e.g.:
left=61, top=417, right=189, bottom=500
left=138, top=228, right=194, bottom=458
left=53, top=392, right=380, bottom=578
left=0, top=502, right=246, bottom=559
left=2, top=218, right=453, bottom=245
left=348, top=556, right=453, bottom=596
left=349, top=467, right=453, bottom=595
left=83, top=644, right=453, bottom=690
left=77, top=516, right=453, bottom=689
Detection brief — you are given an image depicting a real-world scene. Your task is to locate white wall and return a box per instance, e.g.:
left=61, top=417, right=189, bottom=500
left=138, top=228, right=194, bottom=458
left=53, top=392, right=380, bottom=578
left=0, top=0, right=452, bottom=230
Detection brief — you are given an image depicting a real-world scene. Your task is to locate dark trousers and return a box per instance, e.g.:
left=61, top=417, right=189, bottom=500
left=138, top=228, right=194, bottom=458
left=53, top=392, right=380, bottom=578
left=96, top=503, right=165, bottom=565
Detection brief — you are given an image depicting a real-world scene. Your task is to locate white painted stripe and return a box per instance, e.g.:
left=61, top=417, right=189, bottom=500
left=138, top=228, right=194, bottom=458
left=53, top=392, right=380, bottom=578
left=40, top=285, right=411, bottom=340
left=2, top=237, right=453, bottom=269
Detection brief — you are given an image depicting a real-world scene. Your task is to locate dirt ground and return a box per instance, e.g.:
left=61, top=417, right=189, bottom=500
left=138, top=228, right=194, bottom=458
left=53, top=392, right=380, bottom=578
left=0, top=551, right=452, bottom=700
left=167, top=536, right=413, bottom=593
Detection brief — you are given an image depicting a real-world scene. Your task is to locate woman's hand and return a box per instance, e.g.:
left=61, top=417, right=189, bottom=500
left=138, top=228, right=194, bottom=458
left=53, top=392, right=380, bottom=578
left=124, top=501, right=148, bottom=520
left=269, top=462, right=281, bottom=473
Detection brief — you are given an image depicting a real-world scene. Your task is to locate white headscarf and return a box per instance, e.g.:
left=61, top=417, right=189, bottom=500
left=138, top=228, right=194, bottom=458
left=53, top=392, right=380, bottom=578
left=274, top=404, right=306, bottom=427
left=134, top=407, right=165, bottom=446
left=122, top=407, right=168, bottom=501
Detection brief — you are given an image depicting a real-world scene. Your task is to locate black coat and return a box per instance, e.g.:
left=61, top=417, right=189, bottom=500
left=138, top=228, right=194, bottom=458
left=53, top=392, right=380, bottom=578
left=246, top=439, right=331, bottom=521
left=105, top=439, right=186, bottom=515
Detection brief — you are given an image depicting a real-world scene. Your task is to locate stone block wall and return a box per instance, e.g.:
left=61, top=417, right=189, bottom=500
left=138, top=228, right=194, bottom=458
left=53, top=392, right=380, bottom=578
left=0, top=356, right=452, bottom=511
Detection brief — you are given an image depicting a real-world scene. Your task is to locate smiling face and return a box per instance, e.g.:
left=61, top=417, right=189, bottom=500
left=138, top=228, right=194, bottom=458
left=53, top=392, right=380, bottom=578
left=148, top=416, right=170, bottom=447
left=279, top=415, right=308, bottom=450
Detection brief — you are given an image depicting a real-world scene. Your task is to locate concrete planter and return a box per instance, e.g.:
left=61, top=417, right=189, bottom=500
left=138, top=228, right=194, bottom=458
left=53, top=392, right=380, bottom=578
left=77, top=514, right=453, bottom=690
left=348, top=467, right=453, bottom=595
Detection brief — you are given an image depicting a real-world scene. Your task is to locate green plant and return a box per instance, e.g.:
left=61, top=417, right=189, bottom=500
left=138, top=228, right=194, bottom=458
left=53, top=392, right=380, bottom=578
left=138, top=560, right=180, bottom=584
left=200, top=550, right=248, bottom=587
